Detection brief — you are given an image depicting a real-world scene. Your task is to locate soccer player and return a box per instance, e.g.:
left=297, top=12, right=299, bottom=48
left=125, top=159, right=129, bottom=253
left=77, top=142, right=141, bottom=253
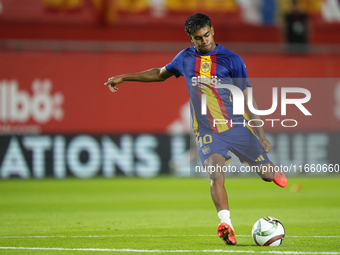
left=104, top=13, right=287, bottom=246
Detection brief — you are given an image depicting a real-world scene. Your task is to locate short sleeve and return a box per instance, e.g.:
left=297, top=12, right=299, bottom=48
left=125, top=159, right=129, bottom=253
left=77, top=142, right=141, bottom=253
left=165, top=50, right=185, bottom=78
left=231, top=55, right=251, bottom=91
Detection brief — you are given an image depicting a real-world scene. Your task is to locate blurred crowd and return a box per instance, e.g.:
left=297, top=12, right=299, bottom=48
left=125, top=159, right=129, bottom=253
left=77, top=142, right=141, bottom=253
left=42, top=0, right=340, bottom=25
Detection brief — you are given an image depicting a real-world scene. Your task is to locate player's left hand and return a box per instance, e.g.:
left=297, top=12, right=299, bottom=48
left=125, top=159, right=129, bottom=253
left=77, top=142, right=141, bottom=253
left=259, top=138, right=272, bottom=153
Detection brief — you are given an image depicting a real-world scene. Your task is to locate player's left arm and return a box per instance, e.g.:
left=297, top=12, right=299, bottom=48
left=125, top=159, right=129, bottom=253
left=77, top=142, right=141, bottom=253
left=243, top=87, right=272, bottom=153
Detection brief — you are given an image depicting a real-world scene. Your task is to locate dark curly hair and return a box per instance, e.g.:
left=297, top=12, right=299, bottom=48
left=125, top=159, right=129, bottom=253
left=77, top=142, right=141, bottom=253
left=184, top=13, right=211, bottom=35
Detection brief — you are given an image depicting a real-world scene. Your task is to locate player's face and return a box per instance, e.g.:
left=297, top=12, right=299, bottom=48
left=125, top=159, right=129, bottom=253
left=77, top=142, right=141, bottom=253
left=190, top=25, right=216, bottom=53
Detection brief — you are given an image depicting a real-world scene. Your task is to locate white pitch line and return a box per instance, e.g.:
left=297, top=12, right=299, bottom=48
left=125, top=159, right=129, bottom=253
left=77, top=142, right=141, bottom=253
left=0, top=234, right=339, bottom=239
left=0, top=235, right=213, bottom=239
left=0, top=247, right=339, bottom=254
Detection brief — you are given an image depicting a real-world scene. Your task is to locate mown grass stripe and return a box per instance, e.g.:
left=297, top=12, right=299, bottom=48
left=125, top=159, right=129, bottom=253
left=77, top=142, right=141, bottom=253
left=0, top=247, right=339, bottom=254
left=0, top=234, right=339, bottom=239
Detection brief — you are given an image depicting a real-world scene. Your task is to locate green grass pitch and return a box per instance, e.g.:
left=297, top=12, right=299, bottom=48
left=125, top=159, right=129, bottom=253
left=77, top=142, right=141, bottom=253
left=0, top=176, right=339, bottom=254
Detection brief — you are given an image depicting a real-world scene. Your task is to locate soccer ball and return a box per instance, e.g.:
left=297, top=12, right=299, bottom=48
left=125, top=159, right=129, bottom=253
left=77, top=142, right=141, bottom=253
left=252, top=216, right=285, bottom=246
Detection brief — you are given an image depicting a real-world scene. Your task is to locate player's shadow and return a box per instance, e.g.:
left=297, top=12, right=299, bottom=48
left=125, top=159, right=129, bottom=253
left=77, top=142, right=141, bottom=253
left=234, top=244, right=258, bottom=247
left=207, top=243, right=258, bottom=248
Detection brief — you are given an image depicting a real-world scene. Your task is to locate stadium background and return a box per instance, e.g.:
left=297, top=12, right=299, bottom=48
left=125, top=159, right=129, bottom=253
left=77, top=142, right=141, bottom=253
left=0, top=0, right=340, bottom=178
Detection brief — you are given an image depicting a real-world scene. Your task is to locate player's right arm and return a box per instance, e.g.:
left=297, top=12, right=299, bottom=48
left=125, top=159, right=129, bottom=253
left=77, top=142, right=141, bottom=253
left=104, top=67, right=174, bottom=93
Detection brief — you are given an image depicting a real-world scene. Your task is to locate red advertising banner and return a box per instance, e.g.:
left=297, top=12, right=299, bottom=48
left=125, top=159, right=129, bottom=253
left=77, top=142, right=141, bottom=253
left=1, top=50, right=340, bottom=134
left=0, top=50, right=188, bottom=134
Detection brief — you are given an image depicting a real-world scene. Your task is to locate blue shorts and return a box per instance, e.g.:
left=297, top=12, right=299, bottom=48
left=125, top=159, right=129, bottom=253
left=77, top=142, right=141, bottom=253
left=196, top=126, right=270, bottom=165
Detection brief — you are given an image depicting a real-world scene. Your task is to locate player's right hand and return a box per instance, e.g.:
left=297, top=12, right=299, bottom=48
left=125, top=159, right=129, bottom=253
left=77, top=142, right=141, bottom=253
left=104, top=76, right=123, bottom=93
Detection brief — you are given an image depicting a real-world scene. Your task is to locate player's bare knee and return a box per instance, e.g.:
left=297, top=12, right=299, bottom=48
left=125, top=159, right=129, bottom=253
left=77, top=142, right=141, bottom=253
left=209, top=170, right=225, bottom=180
left=203, top=154, right=225, bottom=167
left=210, top=176, right=225, bottom=188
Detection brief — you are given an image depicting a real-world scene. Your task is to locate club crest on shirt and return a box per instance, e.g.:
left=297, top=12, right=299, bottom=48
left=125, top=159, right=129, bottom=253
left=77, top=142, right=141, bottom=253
left=202, top=145, right=211, bottom=155
left=201, top=60, right=211, bottom=73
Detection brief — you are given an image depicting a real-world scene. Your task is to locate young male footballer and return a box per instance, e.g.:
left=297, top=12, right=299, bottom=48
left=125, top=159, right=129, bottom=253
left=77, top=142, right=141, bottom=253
left=104, top=13, right=287, bottom=245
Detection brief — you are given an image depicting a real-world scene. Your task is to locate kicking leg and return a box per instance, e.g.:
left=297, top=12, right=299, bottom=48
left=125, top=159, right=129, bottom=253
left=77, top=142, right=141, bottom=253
left=250, top=161, right=288, bottom=188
